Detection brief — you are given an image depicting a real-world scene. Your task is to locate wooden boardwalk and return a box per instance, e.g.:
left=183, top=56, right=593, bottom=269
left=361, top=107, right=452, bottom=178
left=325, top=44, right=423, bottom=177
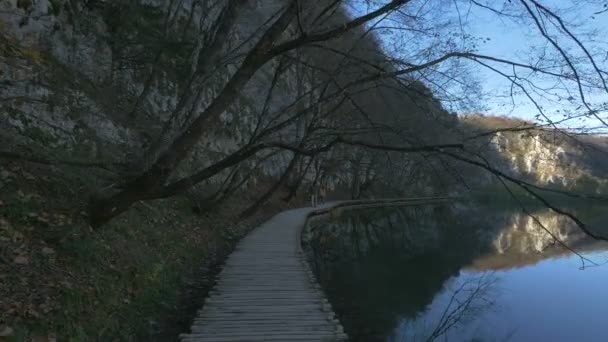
left=180, top=198, right=450, bottom=342
left=180, top=205, right=345, bottom=342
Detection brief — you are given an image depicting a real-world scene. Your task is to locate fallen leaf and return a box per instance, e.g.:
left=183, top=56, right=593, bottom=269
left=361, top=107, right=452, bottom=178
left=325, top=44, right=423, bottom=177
left=27, top=307, right=40, bottom=318
left=40, top=303, right=52, bottom=314
left=12, top=231, right=24, bottom=242
left=0, top=325, right=14, bottom=337
left=0, top=170, right=10, bottom=180
left=22, top=172, right=36, bottom=180
left=41, top=247, right=55, bottom=255
left=14, top=255, right=29, bottom=265
left=36, top=216, right=50, bottom=224
left=30, top=335, right=50, bottom=342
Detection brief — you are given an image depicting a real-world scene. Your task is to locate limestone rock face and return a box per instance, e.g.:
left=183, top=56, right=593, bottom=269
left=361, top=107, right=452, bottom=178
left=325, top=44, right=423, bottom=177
left=0, top=0, right=309, bottom=185
left=4, top=1, right=602, bottom=198
left=491, top=132, right=576, bottom=186
left=1, top=0, right=461, bottom=198
left=461, top=114, right=608, bottom=192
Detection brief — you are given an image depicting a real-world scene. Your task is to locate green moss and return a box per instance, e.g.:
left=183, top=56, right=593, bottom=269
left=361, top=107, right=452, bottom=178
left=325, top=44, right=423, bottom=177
left=0, top=157, right=272, bottom=341
left=1, top=195, right=212, bottom=340
left=1, top=201, right=41, bottom=224
left=46, top=203, right=209, bottom=339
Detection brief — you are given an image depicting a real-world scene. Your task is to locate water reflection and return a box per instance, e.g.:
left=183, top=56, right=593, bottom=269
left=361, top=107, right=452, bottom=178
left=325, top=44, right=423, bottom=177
left=303, top=205, right=608, bottom=342
left=392, top=273, right=501, bottom=342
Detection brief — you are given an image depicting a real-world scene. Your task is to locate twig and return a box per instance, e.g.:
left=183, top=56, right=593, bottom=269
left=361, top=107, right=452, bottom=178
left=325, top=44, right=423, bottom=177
left=0, top=151, right=123, bottom=172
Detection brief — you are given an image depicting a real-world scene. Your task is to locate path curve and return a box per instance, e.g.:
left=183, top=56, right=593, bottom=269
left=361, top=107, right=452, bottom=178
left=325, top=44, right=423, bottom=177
left=180, top=198, right=451, bottom=342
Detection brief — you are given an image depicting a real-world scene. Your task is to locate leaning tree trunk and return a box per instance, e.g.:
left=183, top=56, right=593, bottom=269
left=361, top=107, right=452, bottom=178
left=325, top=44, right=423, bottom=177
left=87, top=173, right=165, bottom=227
left=86, top=2, right=301, bottom=227
left=239, top=154, right=300, bottom=218
left=283, top=157, right=314, bottom=202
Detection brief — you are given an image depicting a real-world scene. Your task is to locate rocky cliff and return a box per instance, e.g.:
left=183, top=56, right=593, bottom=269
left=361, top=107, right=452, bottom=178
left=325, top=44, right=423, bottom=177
left=1, top=0, right=458, bottom=205
left=1, top=0, right=298, bottom=182
left=460, top=114, right=608, bottom=193
left=2, top=2, right=607, bottom=339
left=1, top=0, right=604, bottom=205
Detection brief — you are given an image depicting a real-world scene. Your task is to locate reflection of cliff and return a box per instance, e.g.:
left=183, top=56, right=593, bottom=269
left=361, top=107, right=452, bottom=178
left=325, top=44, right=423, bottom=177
left=470, top=210, right=608, bottom=271
left=303, top=204, right=608, bottom=342
left=303, top=205, right=482, bottom=342
left=491, top=211, right=582, bottom=254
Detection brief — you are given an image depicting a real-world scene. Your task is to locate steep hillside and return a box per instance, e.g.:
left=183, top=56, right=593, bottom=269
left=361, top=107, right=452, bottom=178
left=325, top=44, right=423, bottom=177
left=0, top=0, right=457, bottom=203
left=0, top=0, right=457, bottom=339
left=1, top=0, right=604, bottom=339
left=1, top=0, right=298, bottom=180
left=460, top=114, right=608, bottom=194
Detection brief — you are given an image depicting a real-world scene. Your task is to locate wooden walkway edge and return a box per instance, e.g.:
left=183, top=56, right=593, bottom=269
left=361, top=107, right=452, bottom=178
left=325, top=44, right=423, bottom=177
left=180, top=197, right=452, bottom=342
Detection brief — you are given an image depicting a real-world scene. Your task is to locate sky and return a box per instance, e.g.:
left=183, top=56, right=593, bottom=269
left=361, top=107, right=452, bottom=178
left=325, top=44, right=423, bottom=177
left=466, top=1, right=608, bottom=126
left=347, top=0, right=608, bottom=132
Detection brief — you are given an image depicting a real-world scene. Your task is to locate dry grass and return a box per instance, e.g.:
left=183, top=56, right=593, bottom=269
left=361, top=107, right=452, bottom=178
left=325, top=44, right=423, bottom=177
left=0, top=160, right=300, bottom=341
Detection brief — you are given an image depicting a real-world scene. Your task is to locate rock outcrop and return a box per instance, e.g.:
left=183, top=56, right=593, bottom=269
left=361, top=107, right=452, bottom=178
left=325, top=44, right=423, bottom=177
left=461, top=114, right=608, bottom=192
left=1, top=1, right=606, bottom=205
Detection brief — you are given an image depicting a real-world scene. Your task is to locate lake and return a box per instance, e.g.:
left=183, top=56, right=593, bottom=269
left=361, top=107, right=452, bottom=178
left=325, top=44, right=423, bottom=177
left=303, top=204, right=608, bottom=342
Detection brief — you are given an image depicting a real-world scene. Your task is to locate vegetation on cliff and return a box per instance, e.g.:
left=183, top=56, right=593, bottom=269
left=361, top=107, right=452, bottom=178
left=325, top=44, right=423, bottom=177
left=1, top=0, right=608, bottom=339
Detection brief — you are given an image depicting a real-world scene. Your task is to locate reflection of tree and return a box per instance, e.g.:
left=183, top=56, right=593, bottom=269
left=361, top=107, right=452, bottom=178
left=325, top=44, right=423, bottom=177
left=304, top=205, right=608, bottom=341
left=395, top=273, right=500, bottom=342
left=304, top=206, right=484, bottom=341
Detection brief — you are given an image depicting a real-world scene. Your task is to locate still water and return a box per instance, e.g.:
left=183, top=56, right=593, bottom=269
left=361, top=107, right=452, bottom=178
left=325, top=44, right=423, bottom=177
left=303, top=204, right=608, bottom=342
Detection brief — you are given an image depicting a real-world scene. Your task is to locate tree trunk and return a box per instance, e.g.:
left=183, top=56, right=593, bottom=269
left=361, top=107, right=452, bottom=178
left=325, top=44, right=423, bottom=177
left=240, top=154, right=300, bottom=218
left=88, top=186, right=155, bottom=228
left=87, top=2, right=299, bottom=226
left=283, top=157, right=313, bottom=202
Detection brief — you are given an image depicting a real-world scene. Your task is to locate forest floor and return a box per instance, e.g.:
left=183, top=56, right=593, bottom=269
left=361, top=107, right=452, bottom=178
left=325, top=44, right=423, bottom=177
left=0, top=159, right=302, bottom=341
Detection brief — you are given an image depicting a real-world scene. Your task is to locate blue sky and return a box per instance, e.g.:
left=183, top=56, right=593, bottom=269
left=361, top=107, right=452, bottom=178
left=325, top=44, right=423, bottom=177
left=467, top=1, right=608, bottom=125
left=347, top=0, right=608, bottom=131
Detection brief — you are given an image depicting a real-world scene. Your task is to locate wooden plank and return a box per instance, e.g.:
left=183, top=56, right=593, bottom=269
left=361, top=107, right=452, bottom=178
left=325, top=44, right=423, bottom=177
left=182, top=198, right=452, bottom=341
left=181, top=205, right=346, bottom=341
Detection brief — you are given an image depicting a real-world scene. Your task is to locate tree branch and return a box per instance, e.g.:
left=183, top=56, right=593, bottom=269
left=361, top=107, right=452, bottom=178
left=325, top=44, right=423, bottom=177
left=0, top=151, right=122, bottom=173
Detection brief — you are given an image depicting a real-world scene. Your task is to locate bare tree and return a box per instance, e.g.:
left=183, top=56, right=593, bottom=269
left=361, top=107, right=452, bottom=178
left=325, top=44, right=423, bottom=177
left=3, top=0, right=606, bottom=230
left=86, top=0, right=425, bottom=226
